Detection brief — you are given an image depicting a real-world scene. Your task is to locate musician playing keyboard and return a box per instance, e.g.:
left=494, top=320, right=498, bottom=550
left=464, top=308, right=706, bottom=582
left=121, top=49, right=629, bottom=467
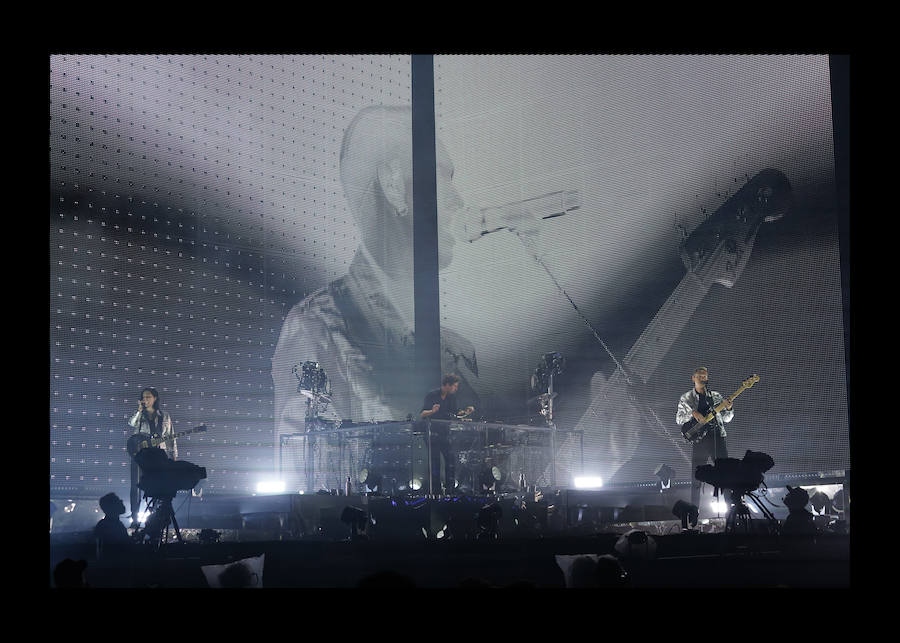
left=127, top=387, right=177, bottom=529
left=421, top=374, right=475, bottom=495
left=675, top=367, right=734, bottom=512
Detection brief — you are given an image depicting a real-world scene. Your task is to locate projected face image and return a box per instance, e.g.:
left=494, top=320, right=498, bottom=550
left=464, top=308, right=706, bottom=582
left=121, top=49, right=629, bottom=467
left=271, top=106, right=481, bottom=461
left=341, top=108, right=463, bottom=271
left=436, top=145, right=464, bottom=269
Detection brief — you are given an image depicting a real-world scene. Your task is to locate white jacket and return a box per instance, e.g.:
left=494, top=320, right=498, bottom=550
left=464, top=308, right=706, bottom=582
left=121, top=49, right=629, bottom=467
left=676, top=389, right=734, bottom=438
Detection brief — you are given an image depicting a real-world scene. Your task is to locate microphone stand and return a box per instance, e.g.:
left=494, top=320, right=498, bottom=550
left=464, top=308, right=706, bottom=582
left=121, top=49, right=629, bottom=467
left=514, top=231, right=691, bottom=463
left=704, top=386, right=719, bottom=461
left=426, top=417, right=433, bottom=497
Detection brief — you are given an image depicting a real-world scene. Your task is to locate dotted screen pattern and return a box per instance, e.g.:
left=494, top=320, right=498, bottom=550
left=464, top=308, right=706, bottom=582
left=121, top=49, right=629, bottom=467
left=50, top=55, right=849, bottom=497
left=434, top=55, right=848, bottom=485
left=50, top=55, right=411, bottom=497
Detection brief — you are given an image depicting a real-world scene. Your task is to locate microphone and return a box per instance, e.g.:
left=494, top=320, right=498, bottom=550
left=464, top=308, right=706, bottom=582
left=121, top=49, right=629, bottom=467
left=453, top=190, right=581, bottom=242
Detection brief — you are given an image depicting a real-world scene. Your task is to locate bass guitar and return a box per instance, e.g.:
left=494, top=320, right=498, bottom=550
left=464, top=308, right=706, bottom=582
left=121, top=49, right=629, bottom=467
left=127, top=425, right=207, bottom=457
left=681, top=375, right=759, bottom=443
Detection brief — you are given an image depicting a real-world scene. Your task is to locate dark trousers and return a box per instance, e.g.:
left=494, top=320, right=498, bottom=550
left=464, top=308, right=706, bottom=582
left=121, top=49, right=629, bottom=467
left=130, top=458, right=143, bottom=523
left=429, top=429, right=455, bottom=495
left=691, top=430, right=728, bottom=509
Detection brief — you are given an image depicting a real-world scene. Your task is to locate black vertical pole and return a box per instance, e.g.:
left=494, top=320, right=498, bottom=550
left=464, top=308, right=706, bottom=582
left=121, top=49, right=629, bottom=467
left=829, top=54, right=851, bottom=463
left=411, top=55, right=442, bottom=396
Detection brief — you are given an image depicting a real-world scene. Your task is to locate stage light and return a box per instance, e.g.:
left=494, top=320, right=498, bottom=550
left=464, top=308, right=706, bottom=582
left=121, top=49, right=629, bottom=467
left=409, top=478, right=422, bottom=491
left=479, top=466, right=498, bottom=492
left=710, top=499, right=729, bottom=514
left=614, top=529, right=657, bottom=560
left=672, top=500, right=699, bottom=529
left=359, top=468, right=383, bottom=493
left=832, top=489, right=846, bottom=512
left=255, top=480, right=286, bottom=494
left=573, top=476, right=603, bottom=489
left=454, top=463, right=475, bottom=493
left=655, top=464, right=676, bottom=490
left=809, top=490, right=831, bottom=515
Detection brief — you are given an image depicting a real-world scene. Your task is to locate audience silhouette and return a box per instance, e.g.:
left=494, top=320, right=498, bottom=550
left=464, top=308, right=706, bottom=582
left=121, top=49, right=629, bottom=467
left=94, top=493, right=132, bottom=552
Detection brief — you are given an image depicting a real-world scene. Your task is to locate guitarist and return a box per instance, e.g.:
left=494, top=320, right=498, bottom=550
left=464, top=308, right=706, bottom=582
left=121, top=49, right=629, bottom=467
left=675, top=367, right=734, bottom=511
left=127, top=387, right=177, bottom=529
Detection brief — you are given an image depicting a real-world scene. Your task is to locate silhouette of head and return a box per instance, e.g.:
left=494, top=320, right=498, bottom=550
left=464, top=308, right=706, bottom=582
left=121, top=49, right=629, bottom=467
left=594, top=554, right=629, bottom=587
left=98, top=492, right=126, bottom=517
left=569, top=556, right=599, bottom=588
left=219, top=562, right=255, bottom=588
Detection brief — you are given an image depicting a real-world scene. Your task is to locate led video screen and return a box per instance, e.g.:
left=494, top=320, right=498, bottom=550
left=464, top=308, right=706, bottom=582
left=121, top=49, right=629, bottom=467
left=50, top=55, right=412, bottom=496
left=50, top=54, right=847, bottom=499
left=433, top=55, right=847, bottom=485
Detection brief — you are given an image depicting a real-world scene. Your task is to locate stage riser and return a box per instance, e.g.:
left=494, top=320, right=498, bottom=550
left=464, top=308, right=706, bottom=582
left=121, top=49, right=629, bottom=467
left=50, top=481, right=848, bottom=539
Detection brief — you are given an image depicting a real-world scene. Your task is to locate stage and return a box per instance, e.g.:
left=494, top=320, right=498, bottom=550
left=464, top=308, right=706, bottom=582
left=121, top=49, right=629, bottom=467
left=50, top=472, right=850, bottom=587
left=48, top=54, right=851, bottom=589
